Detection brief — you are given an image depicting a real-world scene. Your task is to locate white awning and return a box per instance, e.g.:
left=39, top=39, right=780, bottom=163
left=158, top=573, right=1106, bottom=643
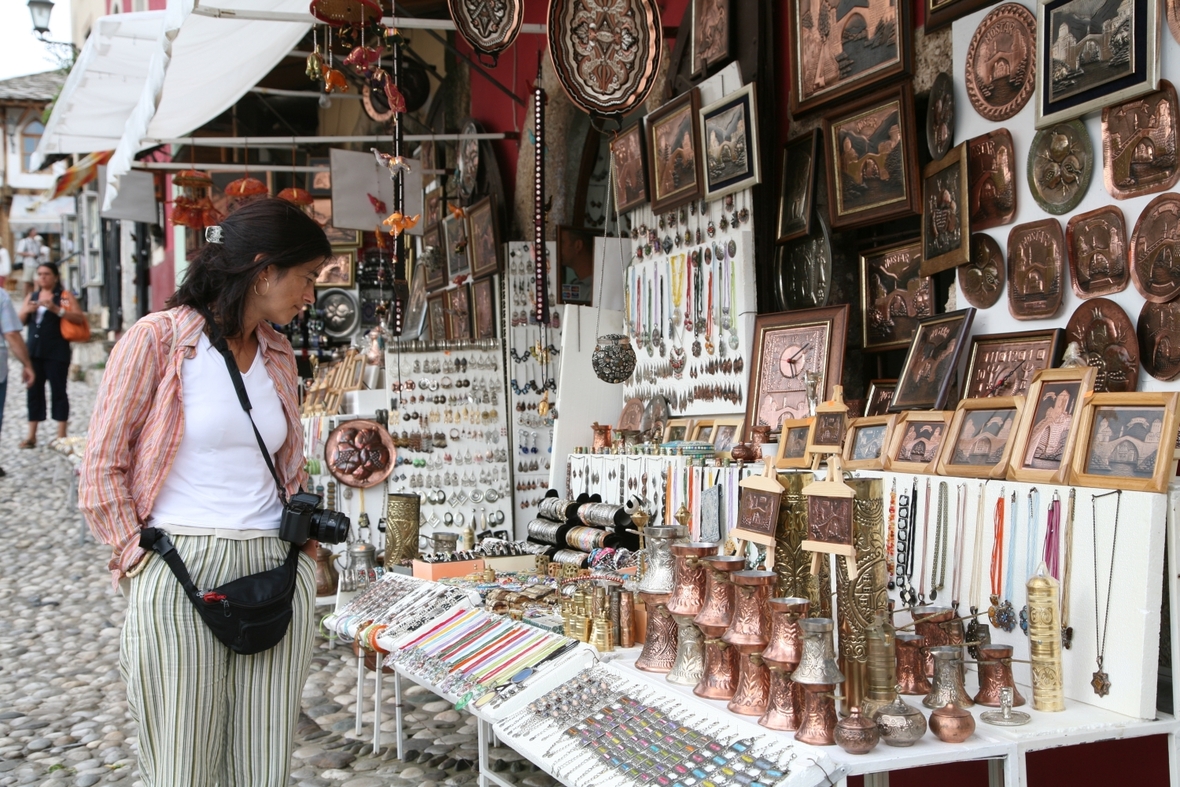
left=104, top=0, right=311, bottom=209
left=8, top=195, right=76, bottom=234
left=30, top=11, right=165, bottom=171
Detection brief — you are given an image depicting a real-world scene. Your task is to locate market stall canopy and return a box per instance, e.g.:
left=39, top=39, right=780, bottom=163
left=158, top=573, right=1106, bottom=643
left=8, top=195, right=76, bottom=235
left=103, top=0, right=311, bottom=209
left=30, top=11, right=164, bottom=171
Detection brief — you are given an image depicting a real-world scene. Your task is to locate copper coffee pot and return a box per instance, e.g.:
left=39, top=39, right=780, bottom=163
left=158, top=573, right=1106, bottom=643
left=795, top=683, right=839, bottom=746
left=895, top=633, right=932, bottom=695
left=636, top=525, right=689, bottom=595
left=314, top=545, right=340, bottom=597
left=665, top=543, right=718, bottom=686
left=911, top=606, right=964, bottom=678
left=924, top=645, right=974, bottom=709
left=636, top=592, right=678, bottom=673
left=723, top=571, right=775, bottom=715
left=759, top=597, right=810, bottom=731
left=974, top=644, right=1026, bottom=707
left=792, top=618, right=845, bottom=746
left=693, top=556, right=746, bottom=700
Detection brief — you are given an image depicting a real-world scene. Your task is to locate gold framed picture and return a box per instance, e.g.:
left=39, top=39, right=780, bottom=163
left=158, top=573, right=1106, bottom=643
left=842, top=415, right=896, bottom=471
left=1007, top=367, right=1097, bottom=484
left=1069, top=392, right=1180, bottom=493
left=317, top=247, right=356, bottom=288
left=936, top=397, right=1024, bottom=479
left=691, top=419, right=715, bottom=442
left=920, top=143, right=970, bottom=275
left=883, top=410, right=952, bottom=474
left=664, top=418, right=694, bottom=443
left=806, top=409, right=847, bottom=459
left=776, top=418, right=815, bottom=469
left=711, top=416, right=745, bottom=460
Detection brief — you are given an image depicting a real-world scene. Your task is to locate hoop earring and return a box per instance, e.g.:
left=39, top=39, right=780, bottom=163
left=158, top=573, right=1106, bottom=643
left=253, top=278, right=270, bottom=296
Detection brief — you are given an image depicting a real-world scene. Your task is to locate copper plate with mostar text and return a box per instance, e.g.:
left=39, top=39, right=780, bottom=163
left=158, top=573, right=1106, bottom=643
left=1065, top=298, right=1139, bottom=392
left=968, top=130, right=1016, bottom=231
left=1007, top=219, right=1065, bottom=321
left=1027, top=121, right=1092, bottom=215
left=1066, top=206, right=1128, bottom=299
left=1138, top=301, right=1180, bottom=381
left=927, top=72, right=956, bottom=160
left=965, top=4, right=1037, bottom=122
left=1102, top=81, right=1180, bottom=200
left=1131, top=192, right=1180, bottom=303
left=960, top=233, right=1005, bottom=309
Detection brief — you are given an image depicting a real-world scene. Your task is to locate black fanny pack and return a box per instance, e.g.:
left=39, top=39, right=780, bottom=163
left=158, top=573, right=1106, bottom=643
left=139, top=338, right=302, bottom=656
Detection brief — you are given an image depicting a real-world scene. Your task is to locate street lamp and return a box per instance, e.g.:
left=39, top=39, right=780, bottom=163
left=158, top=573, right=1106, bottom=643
left=28, top=0, right=54, bottom=37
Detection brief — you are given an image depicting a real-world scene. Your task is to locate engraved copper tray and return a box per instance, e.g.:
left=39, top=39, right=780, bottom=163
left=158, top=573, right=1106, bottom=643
left=1007, top=219, right=1064, bottom=321
left=448, top=0, right=524, bottom=62
left=960, top=233, right=1005, bottom=309
left=1102, top=80, right=1180, bottom=200
left=326, top=419, right=397, bottom=489
left=968, top=130, right=1016, bottom=231
left=618, top=397, right=645, bottom=432
left=965, top=4, right=1036, bottom=122
left=1131, top=192, right=1180, bottom=303
left=548, top=0, right=663, bottom=118
left=1027, top=121, right=1092, bottom=215
left=1066, top=206, right=1128, bottom=300
left=1065, top=299, right=1139, bottom=392
left=1138, top=301, right=1180, bottom=381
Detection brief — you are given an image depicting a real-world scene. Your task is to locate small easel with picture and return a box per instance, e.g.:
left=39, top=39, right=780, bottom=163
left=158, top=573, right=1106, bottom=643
left=801, top=455, right=859, bottom=579
left=806, top=386, right=850, bottom=470
left=731, top=458, right=785, bottom=570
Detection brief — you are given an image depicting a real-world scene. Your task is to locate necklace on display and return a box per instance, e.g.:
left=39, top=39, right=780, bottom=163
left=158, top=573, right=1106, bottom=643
left=918, top=480, right=932, bottom=606
left=966, top=482, right=991, bottom=659
left=950, top=483, right=967, bottom=614
left=896, top=480, right=918, bottom=605
left=705, top=269, right=715, bottom=356
left=1090, top=489, right=1121, bottom=697
left=1019, top=487, right=1040, bottom=635
left=887, top=480, right=898, bottom=590
left=929, top=482, right=949, bottom=601
left=988, top=488, right=1017, bottom=632
left=1060, top=489, right=1076, bottom=649
left=670, top=254, right=685, bottom=325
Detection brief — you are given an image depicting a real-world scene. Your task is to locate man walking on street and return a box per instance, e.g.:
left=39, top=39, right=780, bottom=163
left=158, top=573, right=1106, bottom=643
left=0, top=287, right=34, bottom=476
left=15, top=229, right=40, bottom=297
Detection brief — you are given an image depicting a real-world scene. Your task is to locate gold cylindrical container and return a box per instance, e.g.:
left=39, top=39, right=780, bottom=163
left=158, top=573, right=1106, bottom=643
left=636, top=592, right=678, bottom=673
left=862, top=615, right=898, bottom=719
left=722, top=570, right=776, bottom=649
left=384, top=493, right=421, bottom=565
left=619, top=591, right=634, bottom=648
left=974, top=644, right=1027, bottom=707
left=895, top=633, right=932, bottom=695
left=694, top=555, right=746, bottom=634
left=1027, top=563, right=1065, bottom=712
left=695, top=637, right=740, bottom=700
left=794, top=683, right=838, bottom=746
left=666, top=542, right=719, bottom=617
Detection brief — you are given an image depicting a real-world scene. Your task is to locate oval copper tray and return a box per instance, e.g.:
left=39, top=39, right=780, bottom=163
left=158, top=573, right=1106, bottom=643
left=448, top=0, right=523, bottom=61
left=325, top=419, right=397, bottom=489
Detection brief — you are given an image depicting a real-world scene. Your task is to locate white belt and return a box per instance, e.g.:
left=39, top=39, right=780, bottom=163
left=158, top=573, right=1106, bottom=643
left=153, top=522, right=281, bottom=540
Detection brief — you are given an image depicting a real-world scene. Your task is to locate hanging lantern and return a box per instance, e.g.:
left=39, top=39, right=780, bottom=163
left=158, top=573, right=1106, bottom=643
left=277, top=187, right=315, bottom=208
left=309, top=0, right=381, bottom=26
left=225, top=176, right=268, bottom=199
left=171, top=169, right=221, bottom=229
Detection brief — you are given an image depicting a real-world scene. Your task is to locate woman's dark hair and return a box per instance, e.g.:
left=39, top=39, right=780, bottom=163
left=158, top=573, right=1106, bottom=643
left=37, top=262, right=64, bottom=297
left=167, top=198, right=331, bottom=342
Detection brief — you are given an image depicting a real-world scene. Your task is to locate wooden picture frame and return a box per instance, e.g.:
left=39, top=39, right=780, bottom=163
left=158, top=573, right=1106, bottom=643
left=963, top=329, right=1066, bottom=399
left=1008, top=367, right=1097, bottom=484
left=442, top=212, right=470, bottom=280
left=645, top=89, right=704, bottom=214
left=777, top=130, right=820, bottom=244
left=807, top=410, right=848, bottom=457
left=610, top=123, right=649, bottom=213
left=691, top=419, right=715, bottom=442
left=788, top=0, right=911, bottom=116
left=445, top=286, right=471, bottom=341
left=1069, top=392, right=1180, bottom=493
left=890, top=309, right=976, bottom=412
left=556, top=225, right=600, bottom=306
left=842, top=415, right=897, bottom=471
left=698, top=82, right=761, bottom=201
left=691, top=0, right=731, bottom=77
left=664, top=417, right=694, bottom=443
left=921, top=143, right=970, bottom=275
left=865, top=379, right=897, bottom=416
left=470, top=277, right=496, bottom=340
left=776, top=418, right=815, bottom=469
left=422, top=224, right=447, bottom=291
left=823, top=83, right=922, bottom=230
left=936, top=397, right=1025, bottom=479
left=316, top=247, right=356, bottom=289
left=466, top=196, right=501, bottom=279
left=883, top=410, right=952, bottom=474
left=925, top=0, right=999, bottom=31
left=1034, top=0, right=1160, bottom=128
left=426, top=291, right=447, bottom=342
left=860, top=238, right=934, bottom=352
left=711, top=416, right=745, bottom=460
left=745, top=305, right=850, bottom=438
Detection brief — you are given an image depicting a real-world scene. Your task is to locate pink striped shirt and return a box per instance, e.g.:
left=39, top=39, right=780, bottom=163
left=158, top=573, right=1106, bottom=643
left=79, top=306, right=308, bottom=586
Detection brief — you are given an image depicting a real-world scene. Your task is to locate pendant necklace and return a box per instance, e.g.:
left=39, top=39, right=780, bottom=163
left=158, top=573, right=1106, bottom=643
left=896, top=479, right=918, bottom=605
left=645, top=279, right=654, bottom=356
left=917, top=479, right=932, bottom=606
left=1090, top=489, right=1121, bottom=697
left=966, top=482, right=991, bottom=659
left=670, top=253, right=685, bottom=324
left=727, top=252, right=740, bottom=351
left=684, top=252, right=694, bottom=332
left=950, top=483, right=967, bottom=614
left=1019, top=487, right=1040, bottom=635
left=1002, top=489, right=1019, bottom=632
left=705, top=269, right=715, bottom=356
left=929, top=481, right=949, bottom=601
left=887, top=480, right=898, bottom=590
left=1060, top=489, right=1076, bottom=649
left=692, top=251, right=704, bottom=357
left=988, top=488, right=1017, bottom=632
left=657, top=274, right=667, bottom=357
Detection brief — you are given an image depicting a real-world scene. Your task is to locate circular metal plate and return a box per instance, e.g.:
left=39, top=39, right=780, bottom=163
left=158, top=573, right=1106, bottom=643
left=326, top=419, right=397, bottom=488
left=1027, top=121, right=1092, bottom=215
left=318, top=288, right=360, bottom=340
left=1138, top=300, right=1180, bottom=381
left=927, top=72, right=956, bottom=160
left=965, top=4, right=1036, bottom=122
left=1131, top=192, right=1180, bottom=303
left=1066, top=205, right=1129, bottom=299
left=960, top=233, right=1005, bottom=309
left=1065, top=298, right=1140, bottom=392
left=448, top=0, right=524, bottom=61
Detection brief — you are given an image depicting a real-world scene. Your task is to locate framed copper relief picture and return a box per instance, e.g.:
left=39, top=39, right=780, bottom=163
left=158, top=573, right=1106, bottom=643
left=865, top=379, right=897, bottom=416
left=777, top=131, right=819, bottom=244
left=556, top=225, right=600, bottom=306
left=936, top=397, right=1024, bottom=479
left=421, top=224, right=447, bottom=292
left=860, top=239, right=934, bottom=352
left=645, top=89, right=704, bottom=214
left=470, top=277, right=496, bottom=340
left=823, top=83, right=921, bottom=230
left=442, top=212, right=470, bottom=280
left=691, top=0, right=731, bottom=76
left=426, top=292, right=446, bottom=342
left=1034, top=0, right=1160, bottom=128
left=1069, top=392, right=1179, bottom=493
left=776, top=418, right=815, bottom=469
left=445, top=286, right=471, bottom=341
left=744, top=305, right=849, bottom=437
left=890, top=308, right=975, bottom=412
left=788, top=0, right=911, bottom=116
left=921, top=143, right=970, bottom=275
left=963, top=329, right=1065, bottom=398
left=883, top=410, right=952, bottom=474
left=466, top=196, right=501, bottom=279
left=842, top=415, right=896, bottom=471
left=1008, top=366, right=1096, bottom=484
left=699, top=82, right=760, bottom=201
left=610, top=123, right=648, bottom=213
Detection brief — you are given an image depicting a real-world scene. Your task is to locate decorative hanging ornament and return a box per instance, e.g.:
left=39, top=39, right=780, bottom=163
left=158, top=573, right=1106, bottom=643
left=224, top=176, right=268, bottom=199
left=382, top=211, right=420, bottom=237
left=309, top=0, right=381, bottom=27
left=592, top=334, right=637, bottom=384
left=344, top=45, right=382, bottom=76
left=547, top=0, right=663, bottom=120
left=323, top=68, right=350, bottom=94
left=277, top=187, right=315, bottom=207
left=171, top=169, right=221, bottom=229
left=447, top=0, right=524, bottom=67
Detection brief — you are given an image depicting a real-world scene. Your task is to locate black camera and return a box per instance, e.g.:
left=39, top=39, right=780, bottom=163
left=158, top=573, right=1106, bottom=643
left=280, top=491, right=350, bottom=545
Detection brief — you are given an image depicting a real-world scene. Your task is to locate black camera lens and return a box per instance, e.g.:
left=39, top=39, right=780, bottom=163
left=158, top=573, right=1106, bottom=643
left=311, top=509, right=351, bottom=544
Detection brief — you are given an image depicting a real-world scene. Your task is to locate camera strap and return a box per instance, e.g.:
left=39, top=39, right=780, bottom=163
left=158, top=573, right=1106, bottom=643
left=215, top=338, right=289, bottom=506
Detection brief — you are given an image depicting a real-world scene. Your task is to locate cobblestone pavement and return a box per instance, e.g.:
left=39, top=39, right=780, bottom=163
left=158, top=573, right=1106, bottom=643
left=0, top=367, right=557, bottom=787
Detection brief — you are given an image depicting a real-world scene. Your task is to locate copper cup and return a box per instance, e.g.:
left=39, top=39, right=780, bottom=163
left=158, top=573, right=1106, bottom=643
left=695, top=637, right=740, bottom=700
left=761, top=597, right=810, bottom=666
left=974, top=644, right=1027, bottom=707
left=694, top=555, right=747, bottom=635
left=728, top=651, right=770, bottom=716
left=722, top=570, right=776, bottom=649
left=912, top=605, right=963, bottom=678
left=636, top=592, right=678, bottom=673
left=666, top=542, right=719, bottom=617
left=794, top=683, right=838, bottom=746
left=895, top=633, right=932, bottom=695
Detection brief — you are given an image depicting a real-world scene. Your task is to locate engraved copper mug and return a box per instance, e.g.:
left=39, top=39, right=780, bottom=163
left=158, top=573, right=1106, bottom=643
left=722, top=570, right=776, bottom=649
left=636, top=592, right=679, bottom=673
left=974, top=644, right=1026, bottom=707
left=924, top=645, right=974, bottom=709
left=636, top=525, right=689, bottom=595
left=895, top=633, right=932, bottom=695
left=665, top=542, right=718, bottom=686
left=835, top=707, right=880, bottom=755
left=912, top=605, right=963, bottom=678
left=759, top=597, right=810, bottom=731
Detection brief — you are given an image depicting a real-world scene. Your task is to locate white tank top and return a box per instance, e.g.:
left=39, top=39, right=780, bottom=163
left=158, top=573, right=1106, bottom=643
left=149, top=333, right=288, bottom=531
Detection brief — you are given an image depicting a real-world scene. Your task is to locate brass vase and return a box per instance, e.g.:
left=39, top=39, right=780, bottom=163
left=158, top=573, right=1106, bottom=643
left=636, top=592, right=678, bottom=673
left=924, top=645, right=974, bottom=709
left=974, top=644, right=1026, bottom=707
left=384, top=493, right=421, bottom=566
left=693, top=555, right=746, bottom=633
left=895, top=633, right=932, bottom=695
left=794, top=683, right=839, bottom=746
left=636, top=526, right=689, bottom=595
left=861, top=614, right=897, bottom=719
left=722, top=570, right=776, bottom=649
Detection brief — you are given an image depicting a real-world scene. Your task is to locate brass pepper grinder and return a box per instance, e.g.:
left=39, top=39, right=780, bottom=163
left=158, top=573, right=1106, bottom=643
left=636, top=592, right=678, bottom=672
left=861, top=613, right=898, bottom=719
left=1028, top=561, right=1065, bottom=712
left=895, top=633, right=932, bottom=695
left=924, top=645, right=974, bottom=709
left=759, top=597, right=810, bottom=731
left=693, top=555, right=746, bottom=700
left=637, top=525, right=689, bottom=595
left=974, top=644, right=1026, bottom=707
left=791, top=618, right=846, bottom=746
left=723, top=570, right=776, bottom=715
left=665, top=542, right=719, bottom=686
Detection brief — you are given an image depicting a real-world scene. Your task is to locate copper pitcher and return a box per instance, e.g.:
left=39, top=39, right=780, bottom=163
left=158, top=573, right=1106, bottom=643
left=666, top=614, right=705, bottom=686
left=694, top=555, right=746, bottom=635
left=695, top=637, right=740, bottom=700
left=762, top=597, right=810, bottom=665
left=895, top=633, right=932, bottom=695
left=728, top=651, right=770, bottom=716
left=794, top=683, right=839, bottom=746
left=636, top=592, right=678, bottom=673
left=974, top=644, right=1026, bottom=707
left=314, top=545, right=340, bottom=597
left=722, top=570, right=776, bottom=649
left=666, top=542, right=719, bottom=617
left=912, top=605, right=963, bottom=678
left=636, top=526, right=689, bottom=595
left=759, top=664, right=804, bottom=731
left=791, top=618, right=845, bottom=686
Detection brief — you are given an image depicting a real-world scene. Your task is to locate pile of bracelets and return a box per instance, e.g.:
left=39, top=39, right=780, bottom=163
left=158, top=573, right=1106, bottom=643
left=528, top=518, right=563, bottom=544
left=324, top=574, right=467, bottom=641
left=565, top=525, right=614, bottom=552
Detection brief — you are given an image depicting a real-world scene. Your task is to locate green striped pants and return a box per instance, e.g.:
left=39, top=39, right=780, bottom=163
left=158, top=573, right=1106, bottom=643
left=120, top=534, right=316, bottom=787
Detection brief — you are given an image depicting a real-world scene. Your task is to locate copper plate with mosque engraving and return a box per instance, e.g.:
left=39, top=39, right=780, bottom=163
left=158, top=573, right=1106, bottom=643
left=776, top=214, right=832, bottom=310
left=1066, top=206, right=1129, bottom=299
left=1065, top=298, right=1139, bottom=392
left=1102, top=80, right=1180, bottom=201
left=968, top=130, right=1016, bottom=231
left=1027, top=121, right=1092, bottom=215
left=960, top=233, right=1005, bottom=309
left=965, top=4, right=1037, bottom=122
left=1130, top=193, right=1180, bottom=303
left=1138, top=301, right=1180, bottom=381
left=547, top=0, right=663, bottom=118
left=448, top=0, right=524, bottom=63
left=1008, top=219, right=1065, bottom=320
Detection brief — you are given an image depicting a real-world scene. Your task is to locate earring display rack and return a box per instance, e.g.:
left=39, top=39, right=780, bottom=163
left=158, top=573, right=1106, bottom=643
left=384, top=340, right=514, bottom=548
left=506, top=241, right=562, bottom=526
